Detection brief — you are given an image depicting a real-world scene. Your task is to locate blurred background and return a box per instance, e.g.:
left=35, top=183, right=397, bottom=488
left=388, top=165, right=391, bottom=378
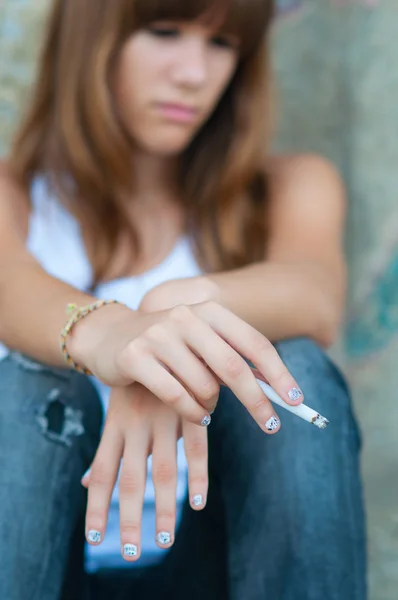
left=1, top=1, right=397, bottom=598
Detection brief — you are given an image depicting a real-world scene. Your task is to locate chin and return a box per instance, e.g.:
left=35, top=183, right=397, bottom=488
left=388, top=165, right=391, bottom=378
left=142, top=134, right=193, bottom=157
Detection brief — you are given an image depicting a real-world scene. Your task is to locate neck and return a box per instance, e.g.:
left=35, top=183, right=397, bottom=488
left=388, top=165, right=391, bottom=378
left=130, top=149, right=180, bottom=208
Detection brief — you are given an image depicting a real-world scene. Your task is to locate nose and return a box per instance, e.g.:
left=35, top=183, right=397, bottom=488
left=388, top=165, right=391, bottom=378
left=172, top=37, right=208, bottom=88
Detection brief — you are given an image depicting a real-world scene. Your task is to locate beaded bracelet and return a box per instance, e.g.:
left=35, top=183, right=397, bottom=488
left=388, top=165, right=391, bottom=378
left=60, top=299, right=126, bottom=375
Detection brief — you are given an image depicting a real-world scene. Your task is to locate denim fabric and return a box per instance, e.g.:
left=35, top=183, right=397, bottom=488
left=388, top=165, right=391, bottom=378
left=0, top=353, right=103, bottom=600
left=0, top=338, right=367, bottom=600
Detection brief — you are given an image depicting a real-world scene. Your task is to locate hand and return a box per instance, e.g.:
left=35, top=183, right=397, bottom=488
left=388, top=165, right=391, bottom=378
left=138, top=276, right=218, bottom=313
left=81, top=384, right=209, bottom=561
left=70, top=279, right=304, bottom=432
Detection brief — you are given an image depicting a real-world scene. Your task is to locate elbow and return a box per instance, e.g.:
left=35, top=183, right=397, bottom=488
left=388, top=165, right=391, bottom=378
left=314, top=322, right=340, bottom=351
left=312, top=298, right=345, bottom=350
left=310, top=262, right=347, bottom=350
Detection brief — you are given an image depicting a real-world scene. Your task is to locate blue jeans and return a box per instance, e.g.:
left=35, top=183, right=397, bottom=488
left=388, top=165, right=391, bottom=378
left=0, top=339, right=367, bottom=600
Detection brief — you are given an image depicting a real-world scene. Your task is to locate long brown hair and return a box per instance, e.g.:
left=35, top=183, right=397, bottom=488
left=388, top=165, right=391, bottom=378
left=9, top=0, right=275, bottom=286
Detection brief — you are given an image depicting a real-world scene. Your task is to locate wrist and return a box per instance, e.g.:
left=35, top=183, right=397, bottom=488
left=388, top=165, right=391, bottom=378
left=139, top=275, right=220, bottom=313
left=66, top=302, right=132, bottom=372
left=201, top=274, right=221, bottom=301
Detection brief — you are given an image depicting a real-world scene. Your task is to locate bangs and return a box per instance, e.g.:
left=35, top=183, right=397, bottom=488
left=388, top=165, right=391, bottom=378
left=132, top=0, right=274, bottom=57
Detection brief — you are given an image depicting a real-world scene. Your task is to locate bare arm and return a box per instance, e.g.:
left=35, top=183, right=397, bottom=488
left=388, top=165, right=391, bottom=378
left=0, top=163, right=125, bottom=366
left=207, top=154, right=347, bottom=348
left=141, top=154, right=347, bottom=347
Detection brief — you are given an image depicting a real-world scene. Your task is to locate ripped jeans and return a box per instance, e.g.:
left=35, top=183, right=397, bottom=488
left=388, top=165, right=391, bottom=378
left=0, top=339, right=367, bottom=600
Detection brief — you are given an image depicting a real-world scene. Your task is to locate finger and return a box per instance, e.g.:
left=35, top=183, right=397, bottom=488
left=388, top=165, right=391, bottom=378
left=152, top=415, right=179, bottom=549
left=195, top=302, right=304, bottom=406
left=200, top=361, right=271, bottom=389
left=125, top=348, right=212, bottom=427
left=182, top=420, right=209, bottom=510
left=119, top=429, right=150, bottom=562
left=149, top=340, right=220, bottom=414
left=174, top=314, right=281, bottom=434
left=85, top=424, right=123, bottom=545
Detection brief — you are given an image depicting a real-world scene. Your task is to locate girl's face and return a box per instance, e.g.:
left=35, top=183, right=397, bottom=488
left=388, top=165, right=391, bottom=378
left=113, top=20, right=239, bottom=156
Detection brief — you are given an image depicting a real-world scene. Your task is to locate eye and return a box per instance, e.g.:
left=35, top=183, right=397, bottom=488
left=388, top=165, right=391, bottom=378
left=210, top=35, right=238, bottom=50
left=147, top=25, right=180, bottom=39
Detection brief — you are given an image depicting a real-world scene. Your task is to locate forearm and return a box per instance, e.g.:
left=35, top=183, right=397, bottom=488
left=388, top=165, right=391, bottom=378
left=0, top=262, right=98, bottom=366
left=207, top=260, right=345, bottom=348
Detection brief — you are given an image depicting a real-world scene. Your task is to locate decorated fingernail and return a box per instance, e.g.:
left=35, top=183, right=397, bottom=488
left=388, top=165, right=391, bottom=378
left=87, top=530, right=101, bottom=543
left=288, top=387, right=303, bottom=402
left=265, top=416, right=280, bottom=431
left=201, top=415, right=211, bottom=427
left=192, top=494, right=204, bottom=507
left=123, top=543, right=138, bottom=557
left=156, top=531, right=172, bottom=545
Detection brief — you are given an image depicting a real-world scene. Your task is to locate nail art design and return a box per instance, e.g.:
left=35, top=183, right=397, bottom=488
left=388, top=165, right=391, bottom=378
left=156, top=531, right=172, bottom=545
left=265, top=416, right=280, bottom=431
left=192, top=494, right=204, bottom=507
left=87, top=530, right=101, bottom=543
left=288, top=387, right=303, bottom=402
left=201, top=415, right=211, bottom=427
left=123, top=543, right=138, bottom=557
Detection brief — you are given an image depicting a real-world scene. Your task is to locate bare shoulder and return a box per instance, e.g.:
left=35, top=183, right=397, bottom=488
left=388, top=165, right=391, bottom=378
left=268, top=152, right=343, bottom=180
left=267, top=153, right=346, bottom=218
left=264, top=153, right=347, bottom=263
left=0, top=159, right=30, bottom=239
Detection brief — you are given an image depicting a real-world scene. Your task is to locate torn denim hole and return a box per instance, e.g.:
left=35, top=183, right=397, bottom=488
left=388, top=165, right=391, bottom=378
left=36, top=388, right=85, bottom=447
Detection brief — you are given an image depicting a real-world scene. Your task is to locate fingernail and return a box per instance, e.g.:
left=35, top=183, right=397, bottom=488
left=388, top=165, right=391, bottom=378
left=265, top=416, right=280, bottom=431
left=192, top=494, right=204, bottom=507
left=123, top=543, right=138, bottom=557
left=156, top=531, right=172, bottom=545
left=201, top=415, right=211, bottom=427
left=87, top=530, right=101, bottom=543
left=288, top=387, right=303, bottom=403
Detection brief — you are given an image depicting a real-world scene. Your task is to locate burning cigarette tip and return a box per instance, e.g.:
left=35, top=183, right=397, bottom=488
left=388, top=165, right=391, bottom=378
left=312, top=414, right=329, bottom=429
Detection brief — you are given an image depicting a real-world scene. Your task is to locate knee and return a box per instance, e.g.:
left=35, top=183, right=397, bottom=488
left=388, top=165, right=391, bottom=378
left=249, top=338, right=362, bottom=498
left=273, top=337, right=353, bottom=417
left=262, top=337, right=361, bottom=456
left=213, top=337, right=362, bottom=482
left=274, top=337, right=344, bottom=384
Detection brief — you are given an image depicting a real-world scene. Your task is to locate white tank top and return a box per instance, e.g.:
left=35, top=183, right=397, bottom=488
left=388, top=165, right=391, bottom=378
left=0, top=176, right=204, bottom=571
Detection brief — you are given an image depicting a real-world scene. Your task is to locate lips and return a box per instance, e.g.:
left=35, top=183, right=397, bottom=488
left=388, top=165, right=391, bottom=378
left=156, top=102, right=199, bottom=124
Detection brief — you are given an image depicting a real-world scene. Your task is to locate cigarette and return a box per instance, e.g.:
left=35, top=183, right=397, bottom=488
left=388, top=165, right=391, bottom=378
left=251, top=369, right=329, bottom=429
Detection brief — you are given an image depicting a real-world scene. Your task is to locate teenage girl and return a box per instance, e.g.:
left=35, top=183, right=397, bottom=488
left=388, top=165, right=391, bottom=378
left=0, top=0, right=366, bottom=598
